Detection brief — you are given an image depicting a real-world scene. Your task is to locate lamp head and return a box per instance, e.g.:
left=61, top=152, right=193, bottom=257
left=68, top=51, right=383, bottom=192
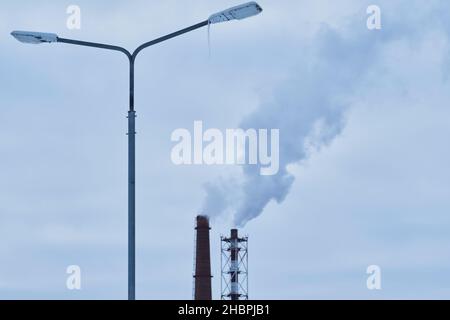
left=209, top=2, right=263, bottom=24
left=11, top=31, right=58, bottom=44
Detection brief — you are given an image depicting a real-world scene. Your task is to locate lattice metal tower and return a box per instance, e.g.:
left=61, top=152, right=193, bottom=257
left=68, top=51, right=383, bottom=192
left=221, top=229, right=248, bottom=300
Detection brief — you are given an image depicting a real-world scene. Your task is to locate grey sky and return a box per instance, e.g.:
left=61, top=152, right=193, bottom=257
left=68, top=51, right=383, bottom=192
left=1, top=0, right=450, bottom=299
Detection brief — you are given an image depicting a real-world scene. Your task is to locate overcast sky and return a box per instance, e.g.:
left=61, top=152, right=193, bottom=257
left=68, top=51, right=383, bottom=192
left=1, top=0, right=450, bottom=300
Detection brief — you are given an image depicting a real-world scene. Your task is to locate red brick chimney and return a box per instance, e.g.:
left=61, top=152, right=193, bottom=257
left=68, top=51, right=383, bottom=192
left=193, top=215, right=212, bottom=300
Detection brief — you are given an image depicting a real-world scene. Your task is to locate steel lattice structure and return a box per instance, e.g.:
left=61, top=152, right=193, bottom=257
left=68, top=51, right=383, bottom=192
left=221, top=230, right=248, bottom=300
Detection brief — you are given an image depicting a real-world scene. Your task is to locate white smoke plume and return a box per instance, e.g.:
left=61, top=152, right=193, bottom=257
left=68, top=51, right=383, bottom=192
left=201, top=0, right=450, bottom=227
left=201, top=24, right=374, bottom=226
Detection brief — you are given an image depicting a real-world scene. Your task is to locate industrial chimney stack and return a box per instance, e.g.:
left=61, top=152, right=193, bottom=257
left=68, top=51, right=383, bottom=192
left=230, top=229, right=239, bottom=300
left=193, top=215, right=212, bottom=300
left=221, top=229, right=249, bottom=300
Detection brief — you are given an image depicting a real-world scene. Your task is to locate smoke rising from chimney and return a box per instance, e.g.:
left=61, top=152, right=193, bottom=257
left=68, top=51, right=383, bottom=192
left=201, top=25, right=384, bottom=226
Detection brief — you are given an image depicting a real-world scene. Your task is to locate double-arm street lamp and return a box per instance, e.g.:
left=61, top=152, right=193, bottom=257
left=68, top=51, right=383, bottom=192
left=11, top=2, right=262, bottom=300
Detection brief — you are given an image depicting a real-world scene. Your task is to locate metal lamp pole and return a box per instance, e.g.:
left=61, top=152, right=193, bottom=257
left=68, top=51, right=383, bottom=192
left=61, top=21, right=210, bottom=300
left=11, top=2, right=263, bottom=301
left=60, top=20, right=210, bottom=300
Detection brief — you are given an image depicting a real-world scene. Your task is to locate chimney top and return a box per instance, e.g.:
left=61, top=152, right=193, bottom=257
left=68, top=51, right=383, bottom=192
left=196, top=215, right=210, bottom=229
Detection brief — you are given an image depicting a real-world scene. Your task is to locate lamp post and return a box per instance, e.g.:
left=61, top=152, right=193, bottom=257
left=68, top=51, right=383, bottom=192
left=11, top=1, right=262, bottom=300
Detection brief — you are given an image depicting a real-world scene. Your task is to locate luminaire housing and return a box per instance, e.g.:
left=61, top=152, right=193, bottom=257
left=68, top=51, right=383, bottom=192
left=209, top=2, right=263, bottom=24
left=11, top=31, right=58, bottom=44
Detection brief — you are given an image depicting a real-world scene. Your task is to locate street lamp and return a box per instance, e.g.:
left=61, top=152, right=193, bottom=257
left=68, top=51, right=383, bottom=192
left=209, top=1, right=262, bottom=24
left=11, top=31, right=58, bottom=44
left=11, top=1, right=262, bottom=300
